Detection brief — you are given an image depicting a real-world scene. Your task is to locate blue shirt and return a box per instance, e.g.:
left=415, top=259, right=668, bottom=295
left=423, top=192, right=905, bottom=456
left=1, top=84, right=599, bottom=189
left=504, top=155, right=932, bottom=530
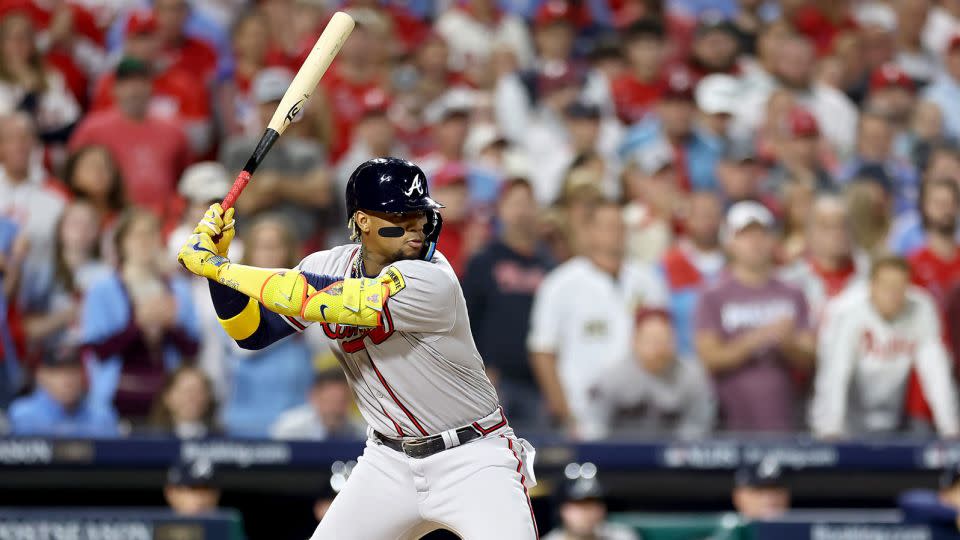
left=924, top=75, right=960, bottom=140
left=8, top=388, right=119, bottom=437
left=619, top=118, right=724, bottom=192
left=837, top=158, right=920, bottom=217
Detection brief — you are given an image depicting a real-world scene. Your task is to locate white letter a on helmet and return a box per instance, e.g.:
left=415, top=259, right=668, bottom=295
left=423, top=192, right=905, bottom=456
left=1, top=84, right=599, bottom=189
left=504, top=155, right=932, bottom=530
left=403, top=174, right=424, bottom=197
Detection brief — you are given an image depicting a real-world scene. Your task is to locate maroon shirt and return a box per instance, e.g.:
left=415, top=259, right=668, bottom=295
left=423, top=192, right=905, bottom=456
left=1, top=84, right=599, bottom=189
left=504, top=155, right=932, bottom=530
left=694, top=274, right=810, bottom=432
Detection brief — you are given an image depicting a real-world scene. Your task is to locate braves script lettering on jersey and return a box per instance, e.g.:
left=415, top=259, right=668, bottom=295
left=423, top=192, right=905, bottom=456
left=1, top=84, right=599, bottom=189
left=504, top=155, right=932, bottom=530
left=287, top=245, right=538, bottom=539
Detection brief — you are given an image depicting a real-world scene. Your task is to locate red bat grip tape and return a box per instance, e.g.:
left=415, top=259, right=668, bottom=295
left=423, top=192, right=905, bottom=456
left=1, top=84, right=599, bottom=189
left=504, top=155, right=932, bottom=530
left=222, top=170, right=251, bottom=211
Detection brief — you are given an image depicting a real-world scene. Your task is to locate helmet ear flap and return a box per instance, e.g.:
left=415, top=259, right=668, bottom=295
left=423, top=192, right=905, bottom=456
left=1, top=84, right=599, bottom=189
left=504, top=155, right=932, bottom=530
left=420, top=211, right=443, bottom=261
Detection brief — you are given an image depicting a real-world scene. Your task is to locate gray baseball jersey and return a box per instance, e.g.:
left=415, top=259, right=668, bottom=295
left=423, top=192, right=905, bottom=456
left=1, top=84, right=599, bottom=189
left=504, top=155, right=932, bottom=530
left=284, top=244, right=500, bottom=438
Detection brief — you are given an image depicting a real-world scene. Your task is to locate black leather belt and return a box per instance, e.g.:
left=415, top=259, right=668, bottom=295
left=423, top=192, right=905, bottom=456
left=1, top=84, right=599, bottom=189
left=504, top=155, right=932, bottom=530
left=374, top=426, right=482, bottom=459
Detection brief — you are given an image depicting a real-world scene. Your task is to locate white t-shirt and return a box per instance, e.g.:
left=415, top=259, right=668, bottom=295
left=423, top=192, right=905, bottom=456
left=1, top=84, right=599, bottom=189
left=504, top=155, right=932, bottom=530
left=527, top=257, right=668, bottom=424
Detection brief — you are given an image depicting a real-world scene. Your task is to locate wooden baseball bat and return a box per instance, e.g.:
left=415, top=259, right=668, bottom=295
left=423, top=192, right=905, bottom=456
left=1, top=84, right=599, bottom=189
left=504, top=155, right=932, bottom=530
left=221, top=11, right=355, bottom=210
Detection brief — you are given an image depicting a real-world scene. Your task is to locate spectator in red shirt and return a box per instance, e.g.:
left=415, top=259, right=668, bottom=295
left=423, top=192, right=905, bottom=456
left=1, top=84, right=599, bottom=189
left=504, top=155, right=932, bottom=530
left=69, top=57, right=190, bottom=221
left=153, top=0, right=218, bottom=86
left=767, top=106, right=834, bottom=193
left=90, top=11, right=212, bottom=157
left=790, top=0, right=858, bottom=56
left=909, top=177, right=960, bottom=307
left=431, top=162, right=488, bottom=277
left=611, top=18, right=666, bottom=124
left=228, top=12, right=271, bottom=136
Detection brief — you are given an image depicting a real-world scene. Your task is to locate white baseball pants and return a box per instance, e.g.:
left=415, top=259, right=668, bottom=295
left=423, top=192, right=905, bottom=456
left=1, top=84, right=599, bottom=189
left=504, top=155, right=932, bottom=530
left=309, top=424, right=538, bottom=539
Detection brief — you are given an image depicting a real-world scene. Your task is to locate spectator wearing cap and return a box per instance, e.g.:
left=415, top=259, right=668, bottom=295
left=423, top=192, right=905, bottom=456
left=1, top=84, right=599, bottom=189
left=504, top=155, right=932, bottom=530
left=733, top=461, right=791, bottom=519
left=0, top=12, right=80, bottom=146
left=867, top=64, right=917, bottom=133
left=789, top=0, right=858, bottom=57
left=687, top=17, right=742, bottom=81
left=336, top=91, right=407, bottom=201
left=923, top=36, right=960, bottom=140
left=81, top=210, right=199, bottom=417
left=221, top=68, right=334, bottom=246
left=766, top=106, right=834, bottom=193
left=428, top=162, right=489, bottom=276
left=899, top=464, right=960, bottom=532
left=70, top=57, right=191, bottom=221
left=463, top=179, right=552, bottom=430
left=893, top=0, right=938, bottom=87
left=690, top=74, right=741, bottom=191
left=91, top=14, right=213, bottom=157
left=735, top=34, right=858, bottom=158
left=812, top=257, right=960, bottom=438
left=780, top=195, right=867, bottom=326
left=435, top=0, right=534, bottom=72
left=695, top=201, right=815, bottom=432
left=543, top=469, right=639, bottom=540
left=838, top=111, right=921, bottom=216
left=529, top=200, right=667, bottom=435
left=582, top=308, right=714, bottom=440
left=164, top=459, right=221, bottom=516
left=661, top=191, right=725, bottom=358
left=0, top=112, right=66, bottom=307
left=418, top=89, right=474, bottom=180
left=621, top=137, right=679, bottom=264
left=7, top=347, right=119, bottom=436
left=271, top=369, right=363, bottom=440
left=611, top=18, right=668, bottom=124
left=526, top=99, right=621, bottom=206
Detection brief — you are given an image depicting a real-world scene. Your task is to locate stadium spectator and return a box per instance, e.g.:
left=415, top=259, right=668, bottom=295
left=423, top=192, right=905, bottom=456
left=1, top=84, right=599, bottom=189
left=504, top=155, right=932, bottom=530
left=69, top=57, right=190, bottom=220
left=779, top=177, right=818, bottom=264
left=0, top=112, right=65, bottom=306
left=923, top=35, right=960, bottom=139
left=908, top=178, right=960, bottom=307
left=0, top=215, right=26, bottom=406
left=434, top=0, right=534, bottom=72
left=766, top=106, right=834, bottom=193
left=716, top=139, right=771, bottom=208
left=687, top=18, right=741, bottom=81
left=418, top=90, right=473, bottom=178
left=582, top=309, right=713, bottom=440
left=336, top=90, right=405, bottom=197
left=227, top=11, right=272, bottom=136
left=900, top=464, right=960, bottom=531
left=781, top=195, right=867, bottom=326
left=430, top=162, right=488, bottom=278
left=695, top=201, right=815, bottom=432
left=889, top=143, right=960, bottom=255
left=838, top=111, right=920, bottom=216
left=892, top=0, right=937, bottom=86
left=60, top=145, right=125, bottom=233
left=611, top=18, right=667, bottom=125
left=463, top=178, right=551, bottom=430
left=152, top=0, right=219, bottom=86
left=543, top=468, right=639, bottom=540
left=165, top=161, right=233, bottom=262
left=7, top=347, right=119, bottom=436
left=23, top=200, right=110, bottom=353
left=164, top=459, right=221, bottom=516
left=529, top=200, right=667, bottom=434
left=662, top=190, right=725, bottom=358
left=0, top=12, right=80, bottom=145
left=91, top=13, right=212, bottom=157
left=220, top=68, right=333, bottom=245
left=147, top=365, right=219, bottom=438
left=812, top=257, right=960, bottom=437
left=866, top=64, right=917, bottom=133
left=621, top=137, right=677, bottom=264
left=80, top=210, right=198, bottom=418
left=271, top=370, right=362, bottom=440
left=845, top=167, right=896, bottom=257
left=732, top=461, right=791, bottom=520
left=219, top=216, right=313, bottom=437
left=691, top=74, right=740, bottom=191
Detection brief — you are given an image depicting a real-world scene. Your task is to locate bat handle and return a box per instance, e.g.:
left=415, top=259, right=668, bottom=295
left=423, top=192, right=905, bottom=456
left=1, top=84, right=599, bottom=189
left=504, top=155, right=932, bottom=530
left=222, top=170, right=252, bottom=211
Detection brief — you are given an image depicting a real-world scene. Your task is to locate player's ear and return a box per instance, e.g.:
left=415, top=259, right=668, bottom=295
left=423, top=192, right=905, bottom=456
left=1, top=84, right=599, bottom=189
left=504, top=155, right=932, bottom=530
left=355, top=211, right=371, bottom=234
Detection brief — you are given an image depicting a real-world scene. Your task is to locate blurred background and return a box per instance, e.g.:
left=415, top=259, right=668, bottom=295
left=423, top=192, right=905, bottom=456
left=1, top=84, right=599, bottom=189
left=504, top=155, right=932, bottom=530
left=3, top=0, right=960, bottom=538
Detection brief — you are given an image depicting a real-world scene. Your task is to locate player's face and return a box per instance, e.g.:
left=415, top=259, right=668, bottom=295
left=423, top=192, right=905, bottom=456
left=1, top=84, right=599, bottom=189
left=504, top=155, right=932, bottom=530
left=733, top=486, right=790, bottom=519
left=164, top=486, right=221, bottom=515
left=560, top=500, right=606, bottom=535
left=361, top=210, right=428, bottom=262
left=870, top=266, right=909, bottom=320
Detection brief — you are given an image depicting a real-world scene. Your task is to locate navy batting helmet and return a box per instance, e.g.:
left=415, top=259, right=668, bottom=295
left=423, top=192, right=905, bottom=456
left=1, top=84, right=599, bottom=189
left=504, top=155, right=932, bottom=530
left=345, top=157, right=444, bottom=260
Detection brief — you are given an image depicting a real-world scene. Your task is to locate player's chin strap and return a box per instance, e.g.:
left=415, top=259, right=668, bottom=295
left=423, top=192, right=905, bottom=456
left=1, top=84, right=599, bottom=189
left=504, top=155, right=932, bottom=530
left=420, top=211, right=442, bottom=261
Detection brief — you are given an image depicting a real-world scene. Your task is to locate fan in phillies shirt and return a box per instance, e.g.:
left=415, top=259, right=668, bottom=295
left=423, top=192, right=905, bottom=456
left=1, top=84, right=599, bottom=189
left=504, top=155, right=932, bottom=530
left=908, top=177, right=960, bottom=307
left=152, top=0, right=219, bottom=86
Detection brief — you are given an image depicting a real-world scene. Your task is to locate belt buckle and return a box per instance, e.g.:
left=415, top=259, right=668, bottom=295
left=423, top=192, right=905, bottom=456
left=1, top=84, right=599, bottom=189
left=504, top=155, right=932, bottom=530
left=401, top=438, right=431, bottom=458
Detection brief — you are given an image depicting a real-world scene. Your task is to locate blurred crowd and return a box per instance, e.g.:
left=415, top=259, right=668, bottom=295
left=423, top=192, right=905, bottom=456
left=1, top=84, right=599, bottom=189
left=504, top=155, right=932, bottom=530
left=2, top=0, right=960, bottom=442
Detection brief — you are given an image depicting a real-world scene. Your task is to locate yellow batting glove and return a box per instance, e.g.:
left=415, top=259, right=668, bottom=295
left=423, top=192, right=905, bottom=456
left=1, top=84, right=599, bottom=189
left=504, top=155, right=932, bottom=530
left=194, top=203, right=235, bottom=257
left=177, top=232, right=230, bottom=280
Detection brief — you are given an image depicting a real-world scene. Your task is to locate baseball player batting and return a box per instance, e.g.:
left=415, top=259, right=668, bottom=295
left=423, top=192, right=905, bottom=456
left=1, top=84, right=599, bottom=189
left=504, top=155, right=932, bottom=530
left=178, top=158, right=538, bottom=539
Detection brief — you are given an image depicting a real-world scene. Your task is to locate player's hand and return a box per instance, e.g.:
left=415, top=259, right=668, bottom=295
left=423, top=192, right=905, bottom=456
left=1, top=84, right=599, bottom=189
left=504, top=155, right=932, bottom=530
left=178, top=232, right=229, bottom=280
left=194, top=203, right=235, bottom=257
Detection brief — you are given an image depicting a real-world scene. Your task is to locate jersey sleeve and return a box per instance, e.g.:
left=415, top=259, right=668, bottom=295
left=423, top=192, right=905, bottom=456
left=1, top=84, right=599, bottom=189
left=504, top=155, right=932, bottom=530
left=380, top=260, right=460, bottom=333
left=809, top=297, right=859, bottom=437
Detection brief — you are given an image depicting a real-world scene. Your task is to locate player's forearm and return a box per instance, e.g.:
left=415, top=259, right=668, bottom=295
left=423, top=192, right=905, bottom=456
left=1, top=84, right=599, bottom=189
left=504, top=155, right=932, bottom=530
left=529, top=352, right=571, bottom=422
